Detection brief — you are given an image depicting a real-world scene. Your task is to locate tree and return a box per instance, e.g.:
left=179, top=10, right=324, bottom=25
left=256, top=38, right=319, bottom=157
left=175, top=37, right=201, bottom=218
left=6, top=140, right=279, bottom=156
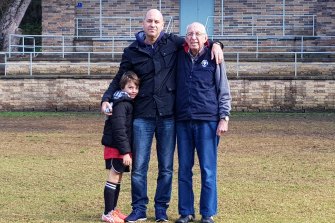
left=0, top=0, right=32, bottom=51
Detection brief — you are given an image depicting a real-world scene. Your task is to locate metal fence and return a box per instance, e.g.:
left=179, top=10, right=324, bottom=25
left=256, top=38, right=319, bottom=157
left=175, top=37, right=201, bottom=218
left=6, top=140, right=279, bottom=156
left=8, top=34, right=335, bottom=59
left=73, top=14, right=314, bottom=38
left=206, top=14, right=316, bottom=36
left=75, top=16, right=175, bottom=38
left=1, top=51, right=334, bottom=77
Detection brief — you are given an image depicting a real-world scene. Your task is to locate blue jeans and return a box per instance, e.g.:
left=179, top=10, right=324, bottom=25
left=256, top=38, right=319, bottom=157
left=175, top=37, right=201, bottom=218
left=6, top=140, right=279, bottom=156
left=176, top=120, right=219, bottom=218
left=131, top=117, right=176, bottom=212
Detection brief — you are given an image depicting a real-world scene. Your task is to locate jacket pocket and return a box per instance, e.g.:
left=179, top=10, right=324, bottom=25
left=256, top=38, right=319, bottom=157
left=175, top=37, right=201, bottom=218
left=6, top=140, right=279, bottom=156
left=132, top=56, right=153, bottom=75
left=161, top=47, right=177, bottom=68
left=166, top=81, right=176, bottom=93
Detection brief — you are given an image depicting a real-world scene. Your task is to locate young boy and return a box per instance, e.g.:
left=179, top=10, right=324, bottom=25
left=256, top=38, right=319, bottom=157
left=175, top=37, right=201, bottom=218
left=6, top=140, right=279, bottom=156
left=101, top=71, right=140, bottom=223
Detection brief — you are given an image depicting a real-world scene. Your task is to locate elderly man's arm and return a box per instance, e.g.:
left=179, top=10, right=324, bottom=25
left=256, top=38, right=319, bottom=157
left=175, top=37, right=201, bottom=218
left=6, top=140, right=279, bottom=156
left=215, top=62, right=232, bottom=136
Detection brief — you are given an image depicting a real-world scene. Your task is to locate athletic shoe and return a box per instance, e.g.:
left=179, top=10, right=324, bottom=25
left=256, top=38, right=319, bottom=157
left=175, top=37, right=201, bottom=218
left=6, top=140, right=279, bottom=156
left=125, top=209, right=147, bottom=222
left=175, top=215, right=195, bottom=223
left=200, top=216, right=214, bottom=223
left=114, top=209, right=127, bottom=220
left=155, top=209, right=168, bottom=222
left=102, top=211, right=124, bottom=223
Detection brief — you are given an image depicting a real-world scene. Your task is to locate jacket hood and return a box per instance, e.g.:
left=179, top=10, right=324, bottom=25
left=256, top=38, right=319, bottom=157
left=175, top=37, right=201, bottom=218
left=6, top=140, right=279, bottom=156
left=135, top=31, right=165, bottom=47
left=112, top=91, right=133, bottom=104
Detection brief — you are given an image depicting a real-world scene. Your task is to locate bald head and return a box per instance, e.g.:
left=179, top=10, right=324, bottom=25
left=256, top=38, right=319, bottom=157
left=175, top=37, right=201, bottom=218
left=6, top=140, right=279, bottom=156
left=143, top=9, right=164, bottom=44
left=145, top=9, right=164, bottom=22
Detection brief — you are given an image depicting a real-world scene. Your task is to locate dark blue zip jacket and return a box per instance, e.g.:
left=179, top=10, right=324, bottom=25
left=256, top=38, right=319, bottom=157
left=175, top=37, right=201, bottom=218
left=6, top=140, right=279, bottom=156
left=176, top=45, right=231, bottom=121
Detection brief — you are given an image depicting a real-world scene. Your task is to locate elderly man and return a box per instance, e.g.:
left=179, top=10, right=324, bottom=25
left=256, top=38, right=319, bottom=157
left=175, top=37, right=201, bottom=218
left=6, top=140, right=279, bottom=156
left=101, top=10, right=224, bottom=223
left=175, top=22, right=231, bottom=223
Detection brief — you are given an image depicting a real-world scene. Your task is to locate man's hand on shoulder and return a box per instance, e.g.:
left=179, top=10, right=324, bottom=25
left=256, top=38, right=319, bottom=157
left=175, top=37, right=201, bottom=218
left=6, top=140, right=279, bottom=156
left=211, top=42, right=224, bottom=64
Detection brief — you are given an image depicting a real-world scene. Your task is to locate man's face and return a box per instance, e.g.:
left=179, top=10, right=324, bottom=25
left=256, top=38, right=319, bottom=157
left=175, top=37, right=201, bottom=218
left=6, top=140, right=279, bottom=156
left=185, top=23, right=208, bottom=53
left=143, top=9, right=164, bottom=40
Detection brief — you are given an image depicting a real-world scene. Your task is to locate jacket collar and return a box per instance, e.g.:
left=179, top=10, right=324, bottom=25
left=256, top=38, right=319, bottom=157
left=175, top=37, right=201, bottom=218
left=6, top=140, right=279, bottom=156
left=183, top=41, right=210, bottom=63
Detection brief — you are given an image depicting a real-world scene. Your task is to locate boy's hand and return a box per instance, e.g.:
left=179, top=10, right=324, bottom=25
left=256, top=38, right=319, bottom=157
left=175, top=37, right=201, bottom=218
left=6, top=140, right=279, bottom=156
left=123, top=154, right=132, bottom=166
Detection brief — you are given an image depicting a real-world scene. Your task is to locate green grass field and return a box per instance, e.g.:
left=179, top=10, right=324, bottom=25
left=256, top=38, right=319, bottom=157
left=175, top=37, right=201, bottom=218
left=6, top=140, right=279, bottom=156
left=0, top=112, right=334, bottom=223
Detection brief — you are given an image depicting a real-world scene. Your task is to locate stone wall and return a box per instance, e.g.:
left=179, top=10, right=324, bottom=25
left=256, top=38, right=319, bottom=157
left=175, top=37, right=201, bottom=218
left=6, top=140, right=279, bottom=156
left=0, top=76, right=334, bottom=112
left=0, top=77, right=109, bottom=111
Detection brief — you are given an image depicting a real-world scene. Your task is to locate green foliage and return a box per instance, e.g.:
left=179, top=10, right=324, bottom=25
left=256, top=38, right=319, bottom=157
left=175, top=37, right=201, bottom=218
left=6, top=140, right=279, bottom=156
left=20, top=0, right=42, bottom=35
left=20, top=22, right=41, bottom=35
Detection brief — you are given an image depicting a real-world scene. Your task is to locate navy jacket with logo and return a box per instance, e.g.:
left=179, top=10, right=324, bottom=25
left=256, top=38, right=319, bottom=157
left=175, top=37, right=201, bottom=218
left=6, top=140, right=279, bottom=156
left=176, top=44, right=231, bottom=121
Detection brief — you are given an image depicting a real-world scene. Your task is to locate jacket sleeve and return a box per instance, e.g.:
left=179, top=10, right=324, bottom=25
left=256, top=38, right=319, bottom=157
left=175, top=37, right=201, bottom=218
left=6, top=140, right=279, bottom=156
left=170, top=33, right=185, bottom=49
left=110, top=102, right=132, bottom=154
left=215, top=62, right=232, bottom=118
left=101, top=48, right=133, bottom=103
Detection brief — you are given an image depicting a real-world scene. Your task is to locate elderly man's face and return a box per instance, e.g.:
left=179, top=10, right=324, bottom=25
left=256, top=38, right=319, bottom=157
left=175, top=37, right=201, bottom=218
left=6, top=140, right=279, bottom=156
left=143, top=9, right=164, bottom=40
left=185, top=23, right=208, bottom=53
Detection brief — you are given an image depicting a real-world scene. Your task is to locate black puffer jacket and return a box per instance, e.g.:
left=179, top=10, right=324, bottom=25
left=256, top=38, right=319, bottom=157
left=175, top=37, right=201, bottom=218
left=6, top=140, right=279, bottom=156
left=101, top=31, right=184, bottom=118
left=101, top=91, right=133, bottom=155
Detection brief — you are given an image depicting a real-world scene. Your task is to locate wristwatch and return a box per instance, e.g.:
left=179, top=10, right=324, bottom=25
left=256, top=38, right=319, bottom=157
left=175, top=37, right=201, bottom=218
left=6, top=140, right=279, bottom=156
left=214, top=42, right=224, bottom=49
left=221, top=116, right=229, bottom=122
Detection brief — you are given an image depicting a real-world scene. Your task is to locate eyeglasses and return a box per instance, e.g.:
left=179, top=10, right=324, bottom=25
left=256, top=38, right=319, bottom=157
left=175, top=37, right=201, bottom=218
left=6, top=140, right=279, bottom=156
left=186, top=32, right=205, bottom=37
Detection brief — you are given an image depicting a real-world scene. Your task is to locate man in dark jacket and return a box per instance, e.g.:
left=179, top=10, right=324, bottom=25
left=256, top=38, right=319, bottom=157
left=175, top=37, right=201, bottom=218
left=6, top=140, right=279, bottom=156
left=101, top=9, right=224, bottom=223
left=175, top=22, right=231, bottom=223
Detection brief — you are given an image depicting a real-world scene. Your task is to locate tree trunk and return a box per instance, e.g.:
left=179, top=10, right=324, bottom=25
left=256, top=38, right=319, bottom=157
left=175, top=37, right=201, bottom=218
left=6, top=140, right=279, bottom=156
left=0, top=0, right=31, bottom=52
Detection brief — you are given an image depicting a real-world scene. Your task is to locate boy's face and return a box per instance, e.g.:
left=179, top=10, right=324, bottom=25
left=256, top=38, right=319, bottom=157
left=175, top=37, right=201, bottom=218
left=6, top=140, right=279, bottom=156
left=123, top=81, right=139, bottom=99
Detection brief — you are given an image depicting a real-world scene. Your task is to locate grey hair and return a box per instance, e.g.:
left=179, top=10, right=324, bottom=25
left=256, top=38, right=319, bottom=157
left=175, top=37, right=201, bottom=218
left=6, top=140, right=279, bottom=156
left=186, top=22, right=207, bottom=34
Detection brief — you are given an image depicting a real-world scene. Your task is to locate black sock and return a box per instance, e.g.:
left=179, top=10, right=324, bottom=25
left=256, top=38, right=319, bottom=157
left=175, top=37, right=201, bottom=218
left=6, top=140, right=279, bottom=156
left=113, top=183, right=121, bottom=209
left=104, top=181, right=117, bottom=215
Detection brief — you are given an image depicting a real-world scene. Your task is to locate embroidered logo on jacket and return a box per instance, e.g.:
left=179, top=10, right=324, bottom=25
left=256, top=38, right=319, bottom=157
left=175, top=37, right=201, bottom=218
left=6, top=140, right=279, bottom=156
left=201, top=60, right=208, bottom=67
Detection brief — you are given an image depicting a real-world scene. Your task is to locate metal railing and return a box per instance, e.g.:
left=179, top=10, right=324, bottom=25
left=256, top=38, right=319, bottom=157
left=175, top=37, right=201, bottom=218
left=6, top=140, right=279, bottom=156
left=75, top=16, right=175, bottom=38
left=209, top=35, right=335, bottom=58
left=1, top=51, right=334, bottom=77
left=205, top=14, right=316, bottom=36
left=8, top=34, right=335, bottom=59
left=73, top=14, right=314, bottom=38
left=8, top=34, right=136, bottom=58
left=223, top=52, right=335, bottom=77
left=1, top=51, right=121, bottom=76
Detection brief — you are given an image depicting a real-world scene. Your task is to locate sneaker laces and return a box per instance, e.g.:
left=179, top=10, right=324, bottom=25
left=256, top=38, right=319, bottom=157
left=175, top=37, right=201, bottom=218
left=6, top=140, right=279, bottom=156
left=102, top=213, right=115, bottom=223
